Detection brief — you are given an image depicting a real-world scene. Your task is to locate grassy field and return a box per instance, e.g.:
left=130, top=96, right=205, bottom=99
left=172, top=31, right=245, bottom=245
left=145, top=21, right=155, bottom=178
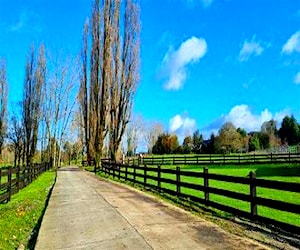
left=0, top=171, right=56, bottom=250
left=99, top=162, right=300, bottom=228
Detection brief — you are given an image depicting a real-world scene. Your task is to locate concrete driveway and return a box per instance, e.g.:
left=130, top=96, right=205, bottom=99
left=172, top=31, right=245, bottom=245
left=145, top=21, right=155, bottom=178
left=35, top=166, right=268, bottom=250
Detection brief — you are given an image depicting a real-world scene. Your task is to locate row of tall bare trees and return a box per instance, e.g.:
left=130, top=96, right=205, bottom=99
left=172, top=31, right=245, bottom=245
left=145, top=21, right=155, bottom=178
left=1, top=0, right=140, bottom=167
left=6, top=44, right=78, bottom=168
left=79, top=0, right=140, bottom=163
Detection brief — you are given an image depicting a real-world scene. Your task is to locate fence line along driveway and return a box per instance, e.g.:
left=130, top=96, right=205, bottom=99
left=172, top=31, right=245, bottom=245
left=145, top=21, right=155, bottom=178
left=133, top=152, right=300, bottom=165
left=35, top=166, right=270, bottom=250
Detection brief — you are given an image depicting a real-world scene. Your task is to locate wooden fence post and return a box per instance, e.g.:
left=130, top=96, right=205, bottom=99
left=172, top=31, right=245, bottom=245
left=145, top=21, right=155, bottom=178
left=118, top=164, right=121, bottom=180
left=22, top=167, right=26, bottom=187
left=204, top=167, right=209, bottom=206
left=7, top=167, right=12, bottom=202
left=112, top=163, right=115, bottom=178
left=249, top=171, right=257, bottom=219
left=16, top=166, right=20, bottom=192
left=157, top=165, right=161, bottom=192
left=125, top=164, right=128, bottom=181
left=144, top=165, right=147, bottom=188
left=270, top=153, right=273, bottom=163
left=176, top=166, right=181, bottom=195
left=94, top=160, right=97, bottom=174
left=133, top=165, right=136, bottom=182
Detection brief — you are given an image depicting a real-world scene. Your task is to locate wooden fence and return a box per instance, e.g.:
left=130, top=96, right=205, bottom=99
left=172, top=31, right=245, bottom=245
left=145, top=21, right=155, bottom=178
left=99, top=161, right=300, bottom=233
left=132, top=152, right=300, bottom=166
left=0, top=162, right=52, bottom=204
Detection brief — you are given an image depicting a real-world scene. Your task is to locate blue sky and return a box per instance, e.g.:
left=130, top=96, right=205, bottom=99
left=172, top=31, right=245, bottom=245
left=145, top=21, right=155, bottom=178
left=1, top=0, right=300, bottom=139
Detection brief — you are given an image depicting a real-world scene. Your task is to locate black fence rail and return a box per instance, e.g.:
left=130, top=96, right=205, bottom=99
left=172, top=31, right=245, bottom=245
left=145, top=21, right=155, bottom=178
left=99, top=160, right=300, bottom=233
left=132, top=152, right=300, bottom=166
left=0, top=162, right=52, bottom=204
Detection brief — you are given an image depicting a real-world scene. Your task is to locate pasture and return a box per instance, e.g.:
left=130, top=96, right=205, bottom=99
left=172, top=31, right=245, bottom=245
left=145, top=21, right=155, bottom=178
left=99, top=161, right=300, bottom=230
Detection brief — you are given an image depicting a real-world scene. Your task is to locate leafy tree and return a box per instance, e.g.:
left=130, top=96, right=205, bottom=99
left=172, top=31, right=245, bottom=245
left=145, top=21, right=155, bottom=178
left=152, top=133, right=168, bottom=154
left=216, top=122, right=242, bottom=153
left=192, top=129, right=203, bottom=153
left=237, top=127, right=247, bottom=137
left=168, top=134, right=179, bottom=154
left=182, top=135, right=192, bottom=154
left=259, top=132, right=270, bottom=149
left=278, top=115, right=300, bottom=145
left=203, top=133, right=216, bottom=154
left=261, top=120, right=277, bottom=135
left=248, top=133, right=260, bottom=151
left=260, top=119, right=279, bottom=148
left=152, top=133, right=179, bottom=154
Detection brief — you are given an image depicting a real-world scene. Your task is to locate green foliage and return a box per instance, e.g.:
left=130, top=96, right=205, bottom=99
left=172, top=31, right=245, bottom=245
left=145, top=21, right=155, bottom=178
left=182, top=135, right=192, bottom=154
left=216, top=122, right=243, bottom=153
left=259, top=132, right=270, bottom=149
left=0, top=171, right=55, bottom=250
left=248, top=133, right=260, bottom=151
left=152, top=133, right=179, bottom=154
left=279, top=115, right=300, bottom=145
left=192, top=129, right=203, bottom=154
left=236, top=127, right=247, bottom=137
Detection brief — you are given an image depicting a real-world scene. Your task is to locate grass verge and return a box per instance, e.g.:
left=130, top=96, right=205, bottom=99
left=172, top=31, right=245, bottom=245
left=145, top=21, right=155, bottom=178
left=0, top=171, right=56, bottom=250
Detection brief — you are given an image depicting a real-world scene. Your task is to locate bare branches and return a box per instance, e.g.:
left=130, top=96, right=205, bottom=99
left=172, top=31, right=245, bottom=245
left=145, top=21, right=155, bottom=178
left=23, top=44, right=45, bottom=166
left=78, top=0, right=140, bottom=163
left=0, top=59, right=8, bottom=155
left=109, top=0, right=140, bottom=161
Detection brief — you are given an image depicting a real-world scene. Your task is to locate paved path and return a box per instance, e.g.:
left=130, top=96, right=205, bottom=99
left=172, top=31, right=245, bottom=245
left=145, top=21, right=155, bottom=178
left=35, top=166, right=268, bottom=250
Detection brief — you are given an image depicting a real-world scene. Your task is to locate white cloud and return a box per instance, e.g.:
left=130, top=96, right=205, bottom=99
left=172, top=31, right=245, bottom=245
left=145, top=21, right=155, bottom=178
left=294, top=72, right=300, bottom=84
left=225, top=105, right=272, bottom=131
left=239, top=37, right=264, bottom=62
left=282, top=31, right=300, bottom=54
left=10, top=10, right=42, bottom=33
left=169, top=114, right=196, bottom=132
left=162, top=36, right=207, bottom=90
left=202, top=105, right=290, bottom=137
left=169, top=114, right=197, bottom=142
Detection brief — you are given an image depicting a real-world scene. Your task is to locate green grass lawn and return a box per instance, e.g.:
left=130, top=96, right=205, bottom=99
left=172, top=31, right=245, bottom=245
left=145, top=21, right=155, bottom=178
left=0, top=171, right=56, bottom=250
left=100, top=163, right=300, bottom=228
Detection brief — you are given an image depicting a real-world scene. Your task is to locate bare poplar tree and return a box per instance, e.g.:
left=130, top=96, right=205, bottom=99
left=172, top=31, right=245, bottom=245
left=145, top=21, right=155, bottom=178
left=79, top=0, right=140, bottom=164
left=43, top=53, right=79, bottom=167
left=8, top=113, right=24, bottom=167
left=79, top=20, right=90, bottom=161
left=143, top=121, right=164, bottom=153
left=0, top=59, right=8, bottom=155
left=23, top=44, right=46, bottom=166
left=108, top=0, right=140, bottom=161
left=125, top=115, right=143, bottom=156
